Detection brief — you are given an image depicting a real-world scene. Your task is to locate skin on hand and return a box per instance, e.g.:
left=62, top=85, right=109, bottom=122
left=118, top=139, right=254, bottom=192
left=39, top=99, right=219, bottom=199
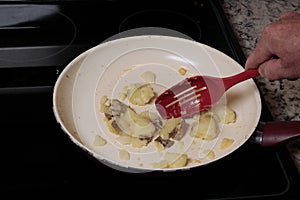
left=245, top=11, right=300, bottom=81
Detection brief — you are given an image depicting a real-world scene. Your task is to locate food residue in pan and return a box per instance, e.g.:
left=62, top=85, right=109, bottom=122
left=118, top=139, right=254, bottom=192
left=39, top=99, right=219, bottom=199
left=178, top=67, right=187, bottom=76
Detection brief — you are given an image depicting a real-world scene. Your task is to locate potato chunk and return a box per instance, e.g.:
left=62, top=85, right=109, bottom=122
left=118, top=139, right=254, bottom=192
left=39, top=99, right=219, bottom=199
left=140, top=71, right=156, bottom=83
left=93, top=135, right=107, bottom=146
left=128, top=84, right=155, bottom=106
left=158, top=117, right=182, bottom=140
left=220, top=138, right=234, bottom=150
left=115, top=107, right=156, bottom=138
left=213, top=104, right=236, bottom=124
left=190, top=113, right=220, bottom=140
left=165, top=152, right=188, bottom=168
left=178, top=67, right=187, bottom=75
left=150, top=152, right=188, bottom=169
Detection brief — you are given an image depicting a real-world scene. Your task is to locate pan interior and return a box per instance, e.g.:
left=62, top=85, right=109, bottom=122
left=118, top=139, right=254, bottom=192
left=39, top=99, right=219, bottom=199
left=69, top=35, right=261, bottom=172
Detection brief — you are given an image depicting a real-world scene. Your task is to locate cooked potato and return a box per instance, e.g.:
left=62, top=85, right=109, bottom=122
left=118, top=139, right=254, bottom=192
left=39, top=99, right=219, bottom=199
left=150, top=160, right=169, bottom=169
left=99, top=95, right=108, bottom=113
left=131, top=137, right=148, bottom=148
left=165, top=152, right=188, bottom=168
left=220, top=138, right=234, bottom=150
left=190, top=113, right=220, bottom=140
left=128, top=83, right=155, bottom=106
left=153, top=141, right=164, bottom=152
left=116, top=135, right=132, bottom=145
left=104, top=118, right=119, bottom=134
left=93, top=135, right=107, bottom=146
left=178, top=67, right=187, bottom=75
left=206, top=150, right=215, bottom=160
left=213, top=104, right=236, bottom=124
left=159, top=117, right=182, bottom=140
left=115, top=107, right=156, bottom=138
left=140, top=71, right=156, bottom=83
left=150, top=152, right=188, bottom=169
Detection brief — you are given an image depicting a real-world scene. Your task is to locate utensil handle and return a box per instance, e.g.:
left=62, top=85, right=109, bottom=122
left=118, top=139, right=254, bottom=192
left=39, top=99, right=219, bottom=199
left=223, top=69, right=259, bottom=90
left=262, top=121, right=300, bottom=147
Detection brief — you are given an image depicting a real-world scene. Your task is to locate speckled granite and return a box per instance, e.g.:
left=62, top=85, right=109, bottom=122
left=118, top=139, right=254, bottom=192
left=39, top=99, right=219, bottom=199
left=220, top=0, right=300, bottom=173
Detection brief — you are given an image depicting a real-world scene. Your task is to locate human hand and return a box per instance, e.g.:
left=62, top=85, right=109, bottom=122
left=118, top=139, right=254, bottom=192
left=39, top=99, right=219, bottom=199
left=245, top=11, right=300, bottom=80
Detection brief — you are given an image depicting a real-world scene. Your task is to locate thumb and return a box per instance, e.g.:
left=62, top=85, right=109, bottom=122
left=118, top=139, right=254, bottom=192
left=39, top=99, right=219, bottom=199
left=245, top=39, right=273, bottom=70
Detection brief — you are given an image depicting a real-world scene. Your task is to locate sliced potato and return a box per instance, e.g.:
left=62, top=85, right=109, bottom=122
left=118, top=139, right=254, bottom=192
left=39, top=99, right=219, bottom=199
left=159, top=117, right=182, bottom=140
left=165, top=152, right=188, bottom=168
left=153, top=141, right=164, bottom=152
left=99, top=95, right=108, bottom=113
left=206, top=150, right=215, bottom=160
left=116, top=135, right=132, bottom=145
left=150, top=160, right=169, bottom=169
left=220, top=138, right=234, bottom=150
left=93, top=135, right=107, bottom=146
left=131, top=137, right=148, bottom=148
left=151, top=152, right=188, bottom=169
left=115, top=107, right=156, bottom=138
left=213, top=104, right=236, bottom=124
left=140, top=71, right=156, bottom=83
left=128, top=84, right=155, bottom=106
left=190, top=113, right=220, bottom=140
left=104, top=118, right=119, bottom=134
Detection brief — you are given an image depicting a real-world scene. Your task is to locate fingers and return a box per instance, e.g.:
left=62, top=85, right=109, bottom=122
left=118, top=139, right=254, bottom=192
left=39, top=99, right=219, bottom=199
left=258, top=58, right=298, bottom=80
left=245, top=36, right=273, bottom=70
left=245, top=11, right=300, bottom=80
left=258, top=59, right=281, bottom=80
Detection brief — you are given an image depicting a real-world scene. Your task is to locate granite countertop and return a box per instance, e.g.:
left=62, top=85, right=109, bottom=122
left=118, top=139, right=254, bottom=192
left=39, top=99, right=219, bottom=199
left=220, top=0, right=300, bottom=173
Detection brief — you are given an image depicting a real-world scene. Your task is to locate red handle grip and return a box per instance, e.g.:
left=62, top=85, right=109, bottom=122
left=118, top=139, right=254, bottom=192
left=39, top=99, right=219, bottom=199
left=223, top=69, right=259, bottom=90
left=262, top=121, right=300, bottom=147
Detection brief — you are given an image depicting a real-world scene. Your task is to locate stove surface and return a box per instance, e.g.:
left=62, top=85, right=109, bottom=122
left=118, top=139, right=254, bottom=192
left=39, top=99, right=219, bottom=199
left=0, top=0, right=299, bottom=199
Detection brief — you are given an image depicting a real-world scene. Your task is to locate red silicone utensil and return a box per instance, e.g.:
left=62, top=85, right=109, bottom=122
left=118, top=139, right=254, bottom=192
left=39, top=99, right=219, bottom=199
left=155, top=69, right=259, bottom=119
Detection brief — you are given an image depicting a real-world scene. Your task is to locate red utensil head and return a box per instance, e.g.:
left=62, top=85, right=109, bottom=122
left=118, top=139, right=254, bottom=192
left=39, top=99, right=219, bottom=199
left=155, top=76, right=221, bottom=119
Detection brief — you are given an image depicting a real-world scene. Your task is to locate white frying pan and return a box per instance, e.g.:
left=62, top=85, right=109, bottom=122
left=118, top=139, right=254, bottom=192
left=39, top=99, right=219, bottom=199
left=53, top=34, right=300, bottom=173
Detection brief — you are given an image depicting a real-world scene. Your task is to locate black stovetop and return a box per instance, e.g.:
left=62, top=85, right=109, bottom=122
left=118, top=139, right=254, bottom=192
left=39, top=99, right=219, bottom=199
left=0, top=0, right=299, bottom=199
